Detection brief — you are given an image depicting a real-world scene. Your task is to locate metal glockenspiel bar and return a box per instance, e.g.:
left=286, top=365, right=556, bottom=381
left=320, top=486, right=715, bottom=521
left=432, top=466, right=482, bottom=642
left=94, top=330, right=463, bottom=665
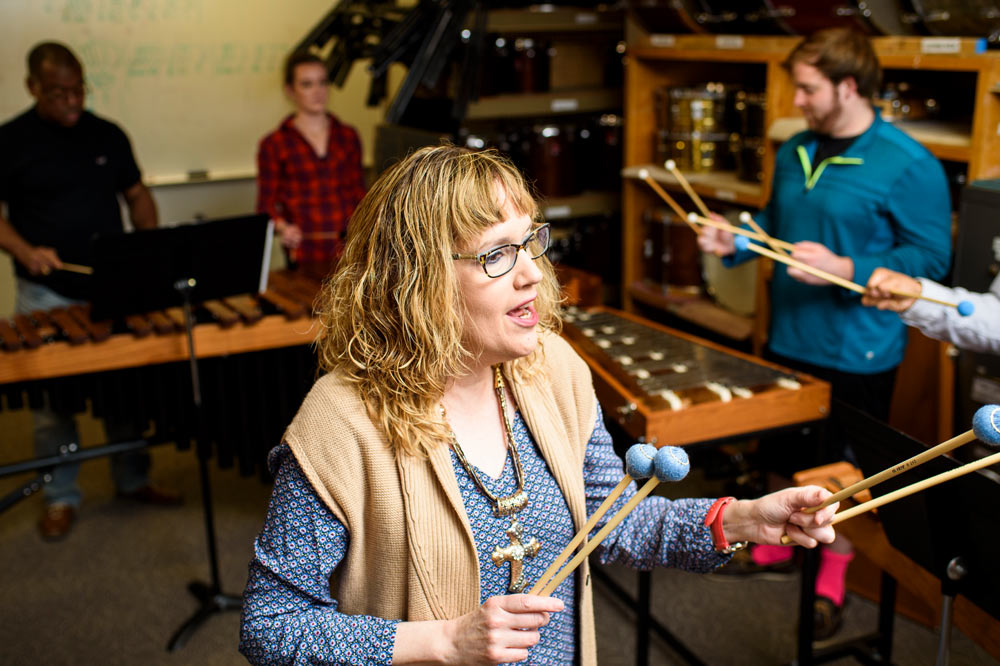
left=564, top=307, right=800, bottom=409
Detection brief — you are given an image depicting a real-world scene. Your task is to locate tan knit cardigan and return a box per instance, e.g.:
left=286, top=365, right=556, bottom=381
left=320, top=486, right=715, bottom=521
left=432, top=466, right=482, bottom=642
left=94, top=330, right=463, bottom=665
left=284, top=332, right=599, bottom=664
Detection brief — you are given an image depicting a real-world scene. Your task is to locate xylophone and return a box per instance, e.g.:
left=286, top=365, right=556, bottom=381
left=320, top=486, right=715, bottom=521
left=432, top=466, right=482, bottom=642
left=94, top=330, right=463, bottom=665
left=0, top=270, right=322, bottom=477
left=562, top=306, right=831, bottom=445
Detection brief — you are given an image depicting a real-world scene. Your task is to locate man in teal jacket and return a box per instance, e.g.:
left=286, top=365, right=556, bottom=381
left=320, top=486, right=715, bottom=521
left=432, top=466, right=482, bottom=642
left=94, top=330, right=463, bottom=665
left=699, top=28, right=951, bottom=639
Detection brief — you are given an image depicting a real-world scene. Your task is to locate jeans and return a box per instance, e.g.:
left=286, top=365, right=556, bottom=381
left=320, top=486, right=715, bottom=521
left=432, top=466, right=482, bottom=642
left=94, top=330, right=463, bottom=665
left=17, top=279, right=150, bottom=507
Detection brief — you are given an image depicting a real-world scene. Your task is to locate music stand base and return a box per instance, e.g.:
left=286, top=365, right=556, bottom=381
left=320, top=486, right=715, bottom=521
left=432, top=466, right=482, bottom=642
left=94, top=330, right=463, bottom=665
left=167, top=581, right=242, bottom=651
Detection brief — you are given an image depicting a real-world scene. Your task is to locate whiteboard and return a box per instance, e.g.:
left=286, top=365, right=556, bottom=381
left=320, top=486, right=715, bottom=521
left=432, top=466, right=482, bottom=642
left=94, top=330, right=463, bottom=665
left=0, top=0, right=389, bottom=184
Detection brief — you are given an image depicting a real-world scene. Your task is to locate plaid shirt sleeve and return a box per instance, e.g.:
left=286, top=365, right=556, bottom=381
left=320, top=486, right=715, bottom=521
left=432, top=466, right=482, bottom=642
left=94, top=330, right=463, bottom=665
left=256, top=133, right=283, bottom=222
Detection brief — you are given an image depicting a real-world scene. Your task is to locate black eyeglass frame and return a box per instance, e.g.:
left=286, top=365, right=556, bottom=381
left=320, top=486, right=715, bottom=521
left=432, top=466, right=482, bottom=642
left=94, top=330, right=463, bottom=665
left=451, top=223, right=551, bottom=278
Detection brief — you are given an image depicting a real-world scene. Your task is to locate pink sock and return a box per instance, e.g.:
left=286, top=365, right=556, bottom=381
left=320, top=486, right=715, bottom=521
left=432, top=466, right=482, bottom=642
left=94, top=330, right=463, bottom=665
left=815, top=549, right=854, bottom=606
left=751, top=543, right=794, bottom=566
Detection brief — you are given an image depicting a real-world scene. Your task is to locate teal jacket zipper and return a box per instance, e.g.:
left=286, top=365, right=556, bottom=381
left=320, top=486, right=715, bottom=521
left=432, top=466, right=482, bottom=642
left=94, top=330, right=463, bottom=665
left=796, top=145, right=864, bottom=190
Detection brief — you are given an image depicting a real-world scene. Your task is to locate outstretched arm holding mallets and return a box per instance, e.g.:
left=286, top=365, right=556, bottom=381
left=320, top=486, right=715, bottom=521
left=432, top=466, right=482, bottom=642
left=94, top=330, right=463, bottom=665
left=863, top=267, right=998, bottom=353
left=732, top=235, right=974, bottom=316
left=781, top=404, right=1000, bottom=544
left=533, top=443, right=840, bottom=598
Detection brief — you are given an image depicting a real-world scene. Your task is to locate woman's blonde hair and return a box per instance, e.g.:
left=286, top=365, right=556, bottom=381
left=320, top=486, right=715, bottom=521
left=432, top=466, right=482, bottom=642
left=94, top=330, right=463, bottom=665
left=314, top=144, right=563, bottom=457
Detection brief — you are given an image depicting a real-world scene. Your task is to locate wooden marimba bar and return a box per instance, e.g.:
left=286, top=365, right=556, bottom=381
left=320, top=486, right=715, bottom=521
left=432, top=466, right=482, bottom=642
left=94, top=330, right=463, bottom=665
left=562, top=307, right=831, bottom=445
left=0, top=270, right=320, bottom=385
left=0, top=270, right=322, bottom=476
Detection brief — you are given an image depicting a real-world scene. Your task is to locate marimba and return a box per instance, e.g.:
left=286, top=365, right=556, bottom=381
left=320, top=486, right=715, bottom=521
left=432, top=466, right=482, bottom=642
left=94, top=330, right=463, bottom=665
left=0, top=270, right=321, bottom=476
left=562, top=307, right=831, bottom=445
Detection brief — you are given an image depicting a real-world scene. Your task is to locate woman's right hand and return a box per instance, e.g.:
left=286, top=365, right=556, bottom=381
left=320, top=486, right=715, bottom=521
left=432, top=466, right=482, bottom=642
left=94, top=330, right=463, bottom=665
left=863, top=267, right=921, bottom=312
left=274, top=219, right=302, bottom=249
left=696, top=222, right=735, bottom=257
left=394, top=594, right=564, bottom=664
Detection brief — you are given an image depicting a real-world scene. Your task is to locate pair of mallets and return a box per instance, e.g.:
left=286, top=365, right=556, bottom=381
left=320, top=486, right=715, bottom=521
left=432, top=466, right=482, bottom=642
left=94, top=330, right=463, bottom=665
left=636, top=163, right=975, bottom=317
left=779, top=403, right=1000, bottom=544
left=529, top=443, right=690, bottom=597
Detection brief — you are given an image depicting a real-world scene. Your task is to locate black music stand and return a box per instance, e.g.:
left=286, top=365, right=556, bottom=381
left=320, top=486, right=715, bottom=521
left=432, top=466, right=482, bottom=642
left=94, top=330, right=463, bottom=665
left=90, top=214, right=273, bottom=651
left=797, top=403, right=1000, bottom=666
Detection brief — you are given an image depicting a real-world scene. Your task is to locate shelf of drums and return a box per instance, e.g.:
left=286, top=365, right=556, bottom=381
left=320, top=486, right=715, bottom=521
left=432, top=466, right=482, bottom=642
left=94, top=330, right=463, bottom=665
left=630, top=34, right=993, bottom=61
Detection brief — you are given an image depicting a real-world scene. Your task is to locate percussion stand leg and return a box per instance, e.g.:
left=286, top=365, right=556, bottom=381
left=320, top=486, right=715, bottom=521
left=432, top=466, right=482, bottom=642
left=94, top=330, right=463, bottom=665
left=637, top=570, right=651, bottom=666
left=0, top=472, right=50, bottom=514
left=935, top=557, right=967, bottom=666
left=796, top=545, right=820, bottom=665
left=166, top=280, right=241, bottom=652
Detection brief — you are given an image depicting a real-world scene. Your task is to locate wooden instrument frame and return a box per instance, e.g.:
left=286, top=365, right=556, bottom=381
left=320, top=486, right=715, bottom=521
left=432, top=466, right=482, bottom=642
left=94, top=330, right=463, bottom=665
left=0, top=270, right=320, bottom=386
left=562, top=306, right=830, bottom=445
left=0, top=315, right=315, bottom=385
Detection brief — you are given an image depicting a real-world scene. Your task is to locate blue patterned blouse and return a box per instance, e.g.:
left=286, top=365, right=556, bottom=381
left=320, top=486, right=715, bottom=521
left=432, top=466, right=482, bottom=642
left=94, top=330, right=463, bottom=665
left=240, top=403, right=729, bottom=665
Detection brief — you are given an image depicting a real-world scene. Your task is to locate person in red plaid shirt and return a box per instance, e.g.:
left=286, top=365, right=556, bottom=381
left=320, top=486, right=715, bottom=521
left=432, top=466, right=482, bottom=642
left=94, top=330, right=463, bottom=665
left=256, top=51, right=366, bottom=270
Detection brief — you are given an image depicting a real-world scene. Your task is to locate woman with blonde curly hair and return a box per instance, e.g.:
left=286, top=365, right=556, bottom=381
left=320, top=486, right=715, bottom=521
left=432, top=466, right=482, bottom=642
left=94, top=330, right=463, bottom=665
left=240, top=145, right=838, bottom=665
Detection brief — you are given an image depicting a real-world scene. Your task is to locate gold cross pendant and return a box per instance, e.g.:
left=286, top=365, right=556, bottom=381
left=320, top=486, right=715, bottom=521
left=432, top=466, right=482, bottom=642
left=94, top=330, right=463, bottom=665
left=491, top=518, right=541, bottom=593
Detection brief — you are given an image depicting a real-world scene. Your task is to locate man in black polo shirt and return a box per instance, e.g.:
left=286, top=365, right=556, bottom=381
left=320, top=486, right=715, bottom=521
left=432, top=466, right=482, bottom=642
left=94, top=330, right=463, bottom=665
left=0, top=42, right=179, bottom=540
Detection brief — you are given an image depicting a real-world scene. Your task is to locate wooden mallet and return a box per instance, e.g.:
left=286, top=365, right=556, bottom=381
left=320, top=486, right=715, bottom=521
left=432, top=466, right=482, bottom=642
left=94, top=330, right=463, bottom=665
left=781, top=404, right=1000, bottom=544
left=664, top=159, right=713, bottom=219
left=732, top=235, right=975, bottom=317
left=637, top=169, right=701, bottom=235
left=829, top=406, right=1000, bottom=527
left=686, top=212, right=795, bottom=251
left=529, top=443, right=658, bottom=595
left=535, top=445, right=690, bottom=597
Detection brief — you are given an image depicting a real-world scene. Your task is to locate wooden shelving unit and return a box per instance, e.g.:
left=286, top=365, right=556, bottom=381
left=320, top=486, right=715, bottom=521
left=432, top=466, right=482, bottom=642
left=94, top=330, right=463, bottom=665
left=466, top=88, right=621, bottom=120
left=627, top=281, right=754, bottom=340
left=485, top=6, right=622, bottom=33
left=767, top=116, right=973, bottom=163
left=539, top=190, right=620, bottom=221
left=622, top=164, right=765, bottom=208
left=621, top=22, right=1000, bottom=441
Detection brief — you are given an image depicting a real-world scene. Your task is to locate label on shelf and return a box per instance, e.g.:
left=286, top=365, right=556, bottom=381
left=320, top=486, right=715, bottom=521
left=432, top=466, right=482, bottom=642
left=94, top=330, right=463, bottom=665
left=544, top=205, right=572, bottom=219
left=575, top=12, right=597, bottom=24
left=714, top=189, right=736, bottom=201
left=649, top=34, right=676, bottom=48
left=715, top=35, right=745, bottom=50
left=972, top=376, right=1000, bottom=405
left=920, top=38, right=961, bottom=54
left=551, top=98, right=580, bottom=112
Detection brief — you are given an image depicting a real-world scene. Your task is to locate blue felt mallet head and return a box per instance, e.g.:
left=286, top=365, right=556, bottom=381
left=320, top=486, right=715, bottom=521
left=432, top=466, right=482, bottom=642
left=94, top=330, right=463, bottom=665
left=733, top=234, right=750, bottom=252
left=653, top=445, right=690, bottom=482
left=972, top=404, right=1000, bottom=448
left=957, top=300, right=975, bottom=317
left=625, top=443, right=658, bottom=480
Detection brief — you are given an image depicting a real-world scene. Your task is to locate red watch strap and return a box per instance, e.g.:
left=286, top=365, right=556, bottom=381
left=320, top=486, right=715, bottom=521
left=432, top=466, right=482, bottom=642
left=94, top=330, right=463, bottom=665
left=704, top=496, right=736, bottom=551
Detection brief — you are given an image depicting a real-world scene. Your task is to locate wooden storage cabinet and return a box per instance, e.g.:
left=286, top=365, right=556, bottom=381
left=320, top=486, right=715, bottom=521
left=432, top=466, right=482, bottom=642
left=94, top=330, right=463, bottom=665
left=461, top=5, right=626, bottom=305
left=621, top=24, right=1000, bottom=441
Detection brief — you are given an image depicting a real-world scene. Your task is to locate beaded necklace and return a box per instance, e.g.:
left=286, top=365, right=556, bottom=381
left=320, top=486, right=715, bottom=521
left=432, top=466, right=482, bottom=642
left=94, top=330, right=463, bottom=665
left=448, top=365, right=540, bottom=592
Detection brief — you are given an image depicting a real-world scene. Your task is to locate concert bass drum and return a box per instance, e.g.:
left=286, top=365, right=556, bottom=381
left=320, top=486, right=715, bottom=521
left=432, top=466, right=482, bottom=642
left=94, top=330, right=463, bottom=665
left=702, top=251, right=757, bottom=317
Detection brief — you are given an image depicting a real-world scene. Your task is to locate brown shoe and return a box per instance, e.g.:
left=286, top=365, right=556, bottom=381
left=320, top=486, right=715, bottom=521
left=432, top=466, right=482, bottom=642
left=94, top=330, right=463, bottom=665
left=813, top=595, right=846, bottom=641
left=39, top=503, right=76, bottom=541
left=117, top=484, right=183, bottom=506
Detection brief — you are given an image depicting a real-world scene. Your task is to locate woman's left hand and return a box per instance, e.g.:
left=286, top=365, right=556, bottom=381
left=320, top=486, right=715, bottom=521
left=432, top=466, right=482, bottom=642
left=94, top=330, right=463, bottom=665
left=723, top=486, right=838, bottom=548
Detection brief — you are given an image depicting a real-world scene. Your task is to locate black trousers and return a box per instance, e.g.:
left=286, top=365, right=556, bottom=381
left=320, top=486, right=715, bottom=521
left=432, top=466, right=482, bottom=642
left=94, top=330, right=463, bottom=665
left=756, top=348, right=898, bottom=480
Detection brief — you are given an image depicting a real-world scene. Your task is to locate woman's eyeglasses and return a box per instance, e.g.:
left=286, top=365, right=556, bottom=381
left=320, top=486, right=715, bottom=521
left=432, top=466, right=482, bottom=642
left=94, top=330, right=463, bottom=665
left=452, top=223, right=551, bottom=278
